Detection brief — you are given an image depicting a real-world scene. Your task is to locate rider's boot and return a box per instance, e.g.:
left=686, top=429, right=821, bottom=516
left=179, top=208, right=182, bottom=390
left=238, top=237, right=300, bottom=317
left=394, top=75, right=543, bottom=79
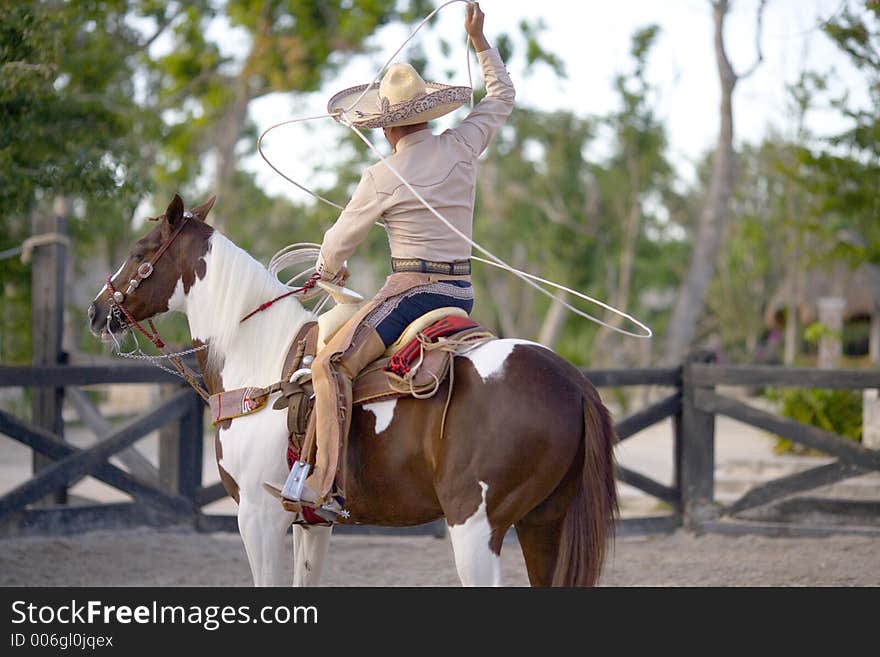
left=282, top=324, right=385, bottom=521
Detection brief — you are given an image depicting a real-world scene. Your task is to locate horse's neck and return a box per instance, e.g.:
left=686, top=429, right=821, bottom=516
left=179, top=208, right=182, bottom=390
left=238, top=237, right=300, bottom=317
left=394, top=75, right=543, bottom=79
left=179, top=232, right=313, bottom=389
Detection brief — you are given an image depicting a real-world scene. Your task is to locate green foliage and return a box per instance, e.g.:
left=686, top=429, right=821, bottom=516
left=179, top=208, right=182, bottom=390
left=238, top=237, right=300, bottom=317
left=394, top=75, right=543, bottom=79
left=0, top=1, right=152, bottom=363
left=707, top=138, right=796, bottom=361
left=0, top=3, right=142, bottom=218
left=788, top=4, right=880, bottom=268
left=765, top=387, right=863, bottom=454
left=803, top=321, right=838, bottom=345
left=470, top=24, right=681, bottom=369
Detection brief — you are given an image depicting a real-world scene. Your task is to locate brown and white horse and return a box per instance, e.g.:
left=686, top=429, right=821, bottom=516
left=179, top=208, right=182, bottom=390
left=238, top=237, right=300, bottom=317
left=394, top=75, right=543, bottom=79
left=88, top=194, right=618, bottom=587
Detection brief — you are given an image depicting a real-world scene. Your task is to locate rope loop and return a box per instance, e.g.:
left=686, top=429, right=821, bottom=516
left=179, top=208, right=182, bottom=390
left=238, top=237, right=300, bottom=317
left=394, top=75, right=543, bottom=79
left=257, top=0, right=653, bottom=340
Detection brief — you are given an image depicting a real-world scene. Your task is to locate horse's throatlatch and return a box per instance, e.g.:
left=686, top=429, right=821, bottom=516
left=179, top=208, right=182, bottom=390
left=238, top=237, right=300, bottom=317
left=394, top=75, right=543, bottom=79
left=210, top=309, right=494, bottom=525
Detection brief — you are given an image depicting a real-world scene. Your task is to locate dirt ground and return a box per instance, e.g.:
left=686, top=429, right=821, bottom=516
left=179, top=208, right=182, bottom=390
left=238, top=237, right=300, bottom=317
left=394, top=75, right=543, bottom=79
left=1, top=525, right=877, bottom=587
left=1, top=396, right=877, bottom=587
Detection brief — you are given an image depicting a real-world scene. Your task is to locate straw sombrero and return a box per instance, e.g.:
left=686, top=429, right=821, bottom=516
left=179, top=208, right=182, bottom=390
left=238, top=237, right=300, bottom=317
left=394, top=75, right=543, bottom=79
left=327, top=63, right=471, bottom=129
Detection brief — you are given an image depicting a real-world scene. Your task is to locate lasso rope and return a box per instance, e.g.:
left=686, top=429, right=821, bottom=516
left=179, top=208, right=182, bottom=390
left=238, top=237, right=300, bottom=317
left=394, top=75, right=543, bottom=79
left=258, top=0, right=653, bottom=339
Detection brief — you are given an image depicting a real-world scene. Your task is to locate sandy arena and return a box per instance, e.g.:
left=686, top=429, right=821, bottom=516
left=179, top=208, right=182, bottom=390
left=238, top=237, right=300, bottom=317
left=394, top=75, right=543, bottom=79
left=1, top=402, right=878, bottom=587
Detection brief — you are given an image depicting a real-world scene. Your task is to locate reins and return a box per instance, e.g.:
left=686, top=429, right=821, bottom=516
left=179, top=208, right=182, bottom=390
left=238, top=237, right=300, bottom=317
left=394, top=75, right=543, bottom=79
left=239, top=272, right=321, bottom=323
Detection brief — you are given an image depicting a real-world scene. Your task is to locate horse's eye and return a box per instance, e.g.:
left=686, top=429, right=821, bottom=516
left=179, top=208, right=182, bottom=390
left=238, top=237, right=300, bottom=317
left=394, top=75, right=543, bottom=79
left=132, top=253, right=144, bottom=262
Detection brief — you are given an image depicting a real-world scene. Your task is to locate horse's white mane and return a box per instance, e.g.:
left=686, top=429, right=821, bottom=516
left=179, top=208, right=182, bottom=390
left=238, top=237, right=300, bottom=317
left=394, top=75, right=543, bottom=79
left=186, top=232, right=315, bottom=379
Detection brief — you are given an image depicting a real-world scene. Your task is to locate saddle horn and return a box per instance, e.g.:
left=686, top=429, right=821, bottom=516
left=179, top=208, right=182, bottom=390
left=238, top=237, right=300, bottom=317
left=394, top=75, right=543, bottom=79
left=315, top=280, right=364, bottom=305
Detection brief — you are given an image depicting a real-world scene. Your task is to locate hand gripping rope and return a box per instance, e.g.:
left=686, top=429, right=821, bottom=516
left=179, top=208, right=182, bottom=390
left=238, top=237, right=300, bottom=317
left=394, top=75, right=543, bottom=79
left=258, top=0, right=652, bottom=339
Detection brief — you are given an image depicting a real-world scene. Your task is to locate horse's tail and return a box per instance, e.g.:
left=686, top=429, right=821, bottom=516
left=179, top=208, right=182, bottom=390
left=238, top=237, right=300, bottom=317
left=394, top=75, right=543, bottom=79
left=552, top=386, right=619, bottom=587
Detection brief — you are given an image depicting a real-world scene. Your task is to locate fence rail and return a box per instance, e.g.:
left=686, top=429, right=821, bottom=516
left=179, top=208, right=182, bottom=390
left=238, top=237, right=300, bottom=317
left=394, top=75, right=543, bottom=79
left=1, top=356, right=878, bottom=538
left=688, top=360, right=880, bottom=536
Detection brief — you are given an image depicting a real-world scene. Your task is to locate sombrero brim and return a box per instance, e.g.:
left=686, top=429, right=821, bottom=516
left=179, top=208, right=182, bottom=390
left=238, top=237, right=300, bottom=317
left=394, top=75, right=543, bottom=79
left=327, top=81, right=472, bottom=129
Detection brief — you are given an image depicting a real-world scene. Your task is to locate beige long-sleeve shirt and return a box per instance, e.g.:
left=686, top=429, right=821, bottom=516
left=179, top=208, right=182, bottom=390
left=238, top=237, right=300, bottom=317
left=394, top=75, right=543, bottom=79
left=316, top=47, right=515, bottom=278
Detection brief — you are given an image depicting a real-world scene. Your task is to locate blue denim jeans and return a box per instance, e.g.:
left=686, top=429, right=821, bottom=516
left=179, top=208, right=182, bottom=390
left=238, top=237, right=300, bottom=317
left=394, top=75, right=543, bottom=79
left=371, top=280, right=474, bottom=347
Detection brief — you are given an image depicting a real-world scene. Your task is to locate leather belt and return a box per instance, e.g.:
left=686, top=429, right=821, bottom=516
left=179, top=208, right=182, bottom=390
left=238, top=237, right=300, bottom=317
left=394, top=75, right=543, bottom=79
left=391, top=258, right=471, bottom=275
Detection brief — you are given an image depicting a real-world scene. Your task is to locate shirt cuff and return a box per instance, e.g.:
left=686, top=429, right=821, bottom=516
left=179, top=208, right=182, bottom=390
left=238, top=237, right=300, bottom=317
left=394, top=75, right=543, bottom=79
left=314, top=254, right=337, bottom=280
left=476, top=47, right=503, bottom=68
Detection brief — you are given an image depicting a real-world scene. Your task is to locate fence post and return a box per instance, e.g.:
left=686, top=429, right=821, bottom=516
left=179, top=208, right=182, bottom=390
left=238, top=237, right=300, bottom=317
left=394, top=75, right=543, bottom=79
left=672, top=364, right=684, bottom=513
left=176, top=391, right=204, bottom=505
left=30, top=201, right=69, bottom=505
left=679, top=350, right=717, bottom=529
left=158, top=383, right=180, bottom=493
left=863, top=303, right=880, bottom=450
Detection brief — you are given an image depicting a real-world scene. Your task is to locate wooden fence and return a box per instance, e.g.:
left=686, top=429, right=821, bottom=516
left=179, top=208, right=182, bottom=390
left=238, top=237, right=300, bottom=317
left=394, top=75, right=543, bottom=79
left=685, top=361, right=880, bottom=537
left=0, top=360, right=450, bottom=537
left=0, top=354, right=878, bottom=538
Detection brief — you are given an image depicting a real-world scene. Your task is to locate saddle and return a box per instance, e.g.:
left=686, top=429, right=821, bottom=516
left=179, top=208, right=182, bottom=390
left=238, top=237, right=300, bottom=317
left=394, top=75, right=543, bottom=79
left=272, top=308, right=492, bottom=450
left=208, top=299, right=494, bottom=453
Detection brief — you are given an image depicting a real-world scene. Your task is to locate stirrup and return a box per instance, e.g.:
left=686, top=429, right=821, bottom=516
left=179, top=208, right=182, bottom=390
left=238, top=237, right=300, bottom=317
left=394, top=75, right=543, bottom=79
left=263, top=483, right=346, bottom=524
left=281, top=460, right=312, bottom=502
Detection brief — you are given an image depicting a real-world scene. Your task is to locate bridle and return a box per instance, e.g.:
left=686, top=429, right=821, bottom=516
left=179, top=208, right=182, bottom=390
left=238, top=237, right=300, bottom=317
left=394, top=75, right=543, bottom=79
left=105, top=211, right=210, bottom=402
left=106, top=213, right=189, bottom=349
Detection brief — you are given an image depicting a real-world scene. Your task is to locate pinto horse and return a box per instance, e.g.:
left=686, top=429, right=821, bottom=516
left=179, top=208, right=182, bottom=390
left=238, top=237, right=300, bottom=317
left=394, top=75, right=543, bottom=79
left=88, top=194, right=618, bottom=587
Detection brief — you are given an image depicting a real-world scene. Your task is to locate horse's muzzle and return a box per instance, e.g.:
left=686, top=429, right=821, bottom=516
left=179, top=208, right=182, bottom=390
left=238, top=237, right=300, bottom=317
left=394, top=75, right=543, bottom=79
left=88, top=301, right=114, bottom=338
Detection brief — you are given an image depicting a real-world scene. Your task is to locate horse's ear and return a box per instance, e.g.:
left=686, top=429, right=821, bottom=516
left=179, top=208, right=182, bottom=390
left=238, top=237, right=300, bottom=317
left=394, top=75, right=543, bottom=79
left=190, top=196, right=216, bottom=222
left=165, top=194, right=185, bottom=228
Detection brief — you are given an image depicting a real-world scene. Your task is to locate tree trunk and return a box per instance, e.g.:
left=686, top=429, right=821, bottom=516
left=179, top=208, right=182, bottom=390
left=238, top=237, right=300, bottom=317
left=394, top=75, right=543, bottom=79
left=783, top=222, right=800, bottom=365
left=662, top=0, right=739, bottom=365
left=593, top=181, right=641, bottom=365
left=209, top=1, right=272, bottom=229
left=210, top=87, right=251, bottom=230
left=538, top=294, right=569, bottom=348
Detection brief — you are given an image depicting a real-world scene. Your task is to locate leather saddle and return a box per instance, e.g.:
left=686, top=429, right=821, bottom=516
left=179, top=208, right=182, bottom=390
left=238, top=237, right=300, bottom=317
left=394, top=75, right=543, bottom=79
left=261, top=282, right=493, bottom=452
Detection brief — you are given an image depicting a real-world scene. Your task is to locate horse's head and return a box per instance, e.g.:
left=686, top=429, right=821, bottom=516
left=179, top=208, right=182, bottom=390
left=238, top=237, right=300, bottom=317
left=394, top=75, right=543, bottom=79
left=88, top=193, right=216, bottom=340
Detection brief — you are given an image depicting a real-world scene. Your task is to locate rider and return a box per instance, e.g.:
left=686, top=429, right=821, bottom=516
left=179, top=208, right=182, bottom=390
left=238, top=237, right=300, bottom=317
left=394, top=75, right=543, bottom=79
left=283, top=2, right=515, bottom=518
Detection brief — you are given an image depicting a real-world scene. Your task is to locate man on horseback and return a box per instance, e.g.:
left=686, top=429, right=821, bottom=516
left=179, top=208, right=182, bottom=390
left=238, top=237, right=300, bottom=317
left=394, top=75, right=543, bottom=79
left=281, top=2, right=515, bottom=520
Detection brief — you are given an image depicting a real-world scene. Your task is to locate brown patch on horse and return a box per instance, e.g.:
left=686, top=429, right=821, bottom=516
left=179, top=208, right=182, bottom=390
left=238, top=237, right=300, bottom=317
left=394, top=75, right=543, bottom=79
left=440, top=347, right=585, bottom=553
left=339, top=342, right=617, bottom=586
left=177, top=224, right=212, bottom=295
left=341, top=392, right=447, bottom=526
left=194, top=339, right=225, bottom=402
left=342, top=345, right=585, bottom=537
left=214, top=431, right=240, bottom=505
left=194, top=338, right=239, bottom=503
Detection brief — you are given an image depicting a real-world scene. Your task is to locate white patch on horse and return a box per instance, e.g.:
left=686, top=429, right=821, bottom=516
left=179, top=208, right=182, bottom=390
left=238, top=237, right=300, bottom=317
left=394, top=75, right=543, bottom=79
left=97, top=262, right=127, bottom=297
left=462, top=339, right=547, bottom=382
left=177, top=233, right=315, bottom=388
left=166, top=277, right=186, bottom=313
left=363, top=400, right=396, bottom=434
left=447, top=481, right=503, bottom=586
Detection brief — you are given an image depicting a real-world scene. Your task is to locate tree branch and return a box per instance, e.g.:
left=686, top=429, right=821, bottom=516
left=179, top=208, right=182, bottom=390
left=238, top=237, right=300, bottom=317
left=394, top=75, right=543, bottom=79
left=504, top=180, right=593, bottom=236
left=713, top=0, right=737, bottom=87
left=738, top=0, right=769, bottom=80
left=137, top=5, right=185, bottom=53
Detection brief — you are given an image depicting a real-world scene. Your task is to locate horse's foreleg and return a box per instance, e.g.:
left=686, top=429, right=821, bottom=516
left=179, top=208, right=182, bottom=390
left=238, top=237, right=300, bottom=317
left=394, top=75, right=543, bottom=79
left=291, top=524, right=332, bottom=587
left=238, top=496, right=294, bottom=586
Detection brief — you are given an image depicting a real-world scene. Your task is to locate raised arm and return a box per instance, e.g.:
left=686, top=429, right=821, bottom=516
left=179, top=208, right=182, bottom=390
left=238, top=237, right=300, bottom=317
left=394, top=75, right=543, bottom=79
left=450, top=2, right=515, bottom=156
